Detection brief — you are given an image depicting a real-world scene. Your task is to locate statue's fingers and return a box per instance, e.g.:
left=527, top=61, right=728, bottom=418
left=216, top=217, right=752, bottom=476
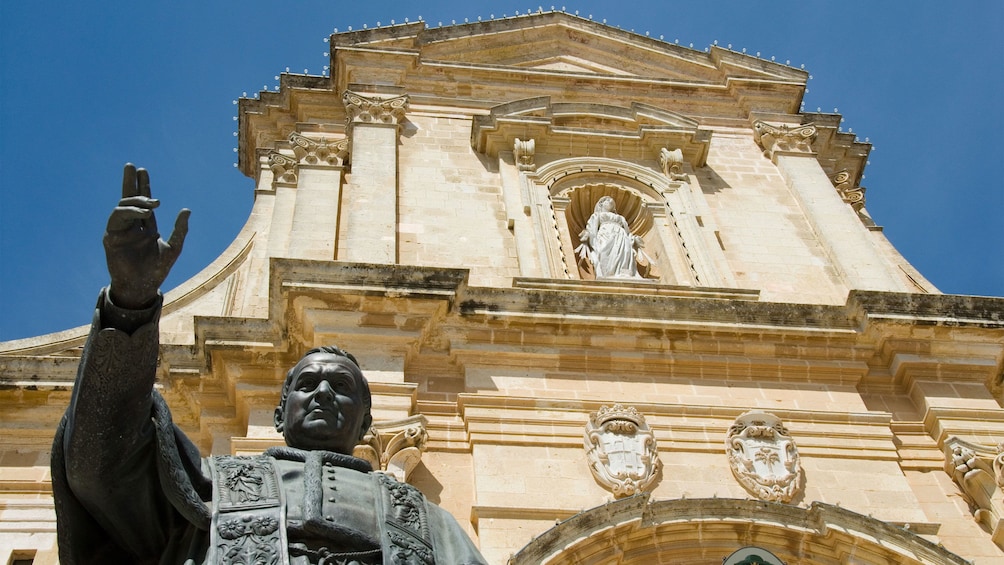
left=107, top=206, right=153, bottom=232
left=118, top=196, right=160, bottom=209
left=166, top=208, right=191, bottom=251
left=121, top=163, right=138, bottom=199
left=135, top=169, right=158, bottom=234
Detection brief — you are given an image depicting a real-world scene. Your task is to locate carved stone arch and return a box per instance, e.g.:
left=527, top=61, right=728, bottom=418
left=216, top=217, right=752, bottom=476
left=509, top=495, right=969, bottom=565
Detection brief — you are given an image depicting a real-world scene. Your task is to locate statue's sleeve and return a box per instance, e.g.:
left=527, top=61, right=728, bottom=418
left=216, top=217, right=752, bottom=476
left=428, top=504, right=489, bottom=565
left=57, top=287, right=185, bottom=559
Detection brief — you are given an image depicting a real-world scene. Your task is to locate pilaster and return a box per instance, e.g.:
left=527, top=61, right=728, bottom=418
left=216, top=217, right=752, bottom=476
left=340, top=91, right=409, bottom=264
left=753, top=120, right=905, bottom=292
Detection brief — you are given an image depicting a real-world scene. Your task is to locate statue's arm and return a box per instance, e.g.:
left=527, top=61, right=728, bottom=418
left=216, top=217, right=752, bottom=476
left=61, top=164, right=190, bottom=556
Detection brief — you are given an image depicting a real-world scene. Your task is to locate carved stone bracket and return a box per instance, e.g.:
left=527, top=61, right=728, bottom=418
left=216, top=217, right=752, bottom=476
left=658, top=147, right=688, bottom=181
left=353, top=415, right=429, bottom=483
left=289, top=132, right=349, bottom=167
left=343, top=91, right=409, bottom=126
left=830, top=169, right=866, bottom=210
left=726, top=411, right=802, bottom=503
left=267, top=151, right=299, bottom=185
left=944, top=436, right=1004, bottom=548
left=514, top=138, right=536, bottom=171
left=584, top=404, right=661, bottom=498
left=752, top=121, right=817, bottom=161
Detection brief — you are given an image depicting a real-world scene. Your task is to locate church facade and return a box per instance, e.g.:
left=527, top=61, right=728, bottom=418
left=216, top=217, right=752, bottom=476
left=2, top=11, right=1003, bottom=564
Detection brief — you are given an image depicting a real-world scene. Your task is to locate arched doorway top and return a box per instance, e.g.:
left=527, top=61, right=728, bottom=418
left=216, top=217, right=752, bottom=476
left=509, top=495, right=968, bottom=565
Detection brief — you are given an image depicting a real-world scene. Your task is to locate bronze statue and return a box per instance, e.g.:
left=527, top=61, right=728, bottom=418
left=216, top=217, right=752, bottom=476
left=52, top=164, right=487, bottom=564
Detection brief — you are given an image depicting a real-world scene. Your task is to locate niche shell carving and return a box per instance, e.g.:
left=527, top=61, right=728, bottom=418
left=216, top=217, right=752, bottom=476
left=584, top=405, right=661, bottom=498
left=726, top=411, right=802, bottom=503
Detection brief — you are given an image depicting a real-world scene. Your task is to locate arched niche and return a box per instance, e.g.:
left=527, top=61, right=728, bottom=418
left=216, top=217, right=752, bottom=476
left=555, top=181, right=665, bottom=281
left=536, top=159, right=690, bottom=284
left=509, top=496, right=968, bottom=565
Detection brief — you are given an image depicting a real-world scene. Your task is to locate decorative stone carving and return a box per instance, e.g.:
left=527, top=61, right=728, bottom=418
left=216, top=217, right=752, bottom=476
left=830, top=169, right=866, bottom=210
left=944, top=436, right=1004, bottom=547
left=514, top=138, right=536, bottom=171
left=343, top=91, right=409, bottom=125
left=726, top=411, right=802, bottom=503
left=267, top=151, right=298, bottom=184
left=289, top=132, right=349, bottom=167
left=584, top=404, right=661, bottom=498
left=353, top=415, right=429, bottom=483
left=752, top=121, right=817, bottom=160
left=659, top=147, right=688, bottom=181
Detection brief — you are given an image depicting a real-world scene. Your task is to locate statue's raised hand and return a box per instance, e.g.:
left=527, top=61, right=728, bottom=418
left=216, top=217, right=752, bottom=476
left=104, top=164, right=190, bottom=309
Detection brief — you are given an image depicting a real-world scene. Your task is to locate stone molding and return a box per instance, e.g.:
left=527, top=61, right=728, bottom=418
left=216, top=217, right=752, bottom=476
left=726, top=410, right=803, bottom=503
left=472, top=97, right=712, bottom=165
left=342, top=91, right=409, bottom=125
left=584, top=404, right=661, bottom=498
left=752, top=120, right=817, bottom=161
left=354, top=415, right=429, bottom=483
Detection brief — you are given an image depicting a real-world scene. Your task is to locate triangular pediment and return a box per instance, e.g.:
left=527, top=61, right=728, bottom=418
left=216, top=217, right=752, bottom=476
left=332, top=12, right=805, bottom=84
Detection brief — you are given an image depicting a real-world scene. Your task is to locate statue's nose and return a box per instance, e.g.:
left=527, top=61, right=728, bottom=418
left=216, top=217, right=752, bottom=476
left=314, top=380, right=335, bottom=401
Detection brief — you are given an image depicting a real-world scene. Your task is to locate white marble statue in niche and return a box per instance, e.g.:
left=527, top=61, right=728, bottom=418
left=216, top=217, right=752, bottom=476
left=575, top=196, right=653, bottom=279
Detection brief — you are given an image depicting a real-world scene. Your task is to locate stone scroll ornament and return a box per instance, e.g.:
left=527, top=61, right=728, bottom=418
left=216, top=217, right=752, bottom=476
left=584, top=405, right=661, bottom=498
left=726, top=411, right=802, bottom=503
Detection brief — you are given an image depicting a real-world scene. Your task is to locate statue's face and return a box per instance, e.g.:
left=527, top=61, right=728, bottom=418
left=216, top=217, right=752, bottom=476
left=274, top=352, right=372, bottom=454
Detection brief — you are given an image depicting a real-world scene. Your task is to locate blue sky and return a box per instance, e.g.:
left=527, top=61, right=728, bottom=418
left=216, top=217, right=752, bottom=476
left=1, top=1, right=1002, bottom=341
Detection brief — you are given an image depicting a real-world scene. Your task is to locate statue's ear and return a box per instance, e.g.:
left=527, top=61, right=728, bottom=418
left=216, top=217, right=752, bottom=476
left=358, top=413, right=373, bottom=441
left=274, top=407, right=284, bottom=433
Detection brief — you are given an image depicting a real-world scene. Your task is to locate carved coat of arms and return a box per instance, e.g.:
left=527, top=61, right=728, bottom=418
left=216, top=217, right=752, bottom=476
left=726, top=411, right=802, bottom=503
left=584, top=404, right=661, bottom=498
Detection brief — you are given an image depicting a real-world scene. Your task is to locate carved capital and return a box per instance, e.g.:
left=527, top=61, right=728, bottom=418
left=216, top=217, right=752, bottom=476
left=658, top=147, right=688, bottom=181
left=830, top=169, right=866, bottom=210
left=289, top=133, right=349, bottom=167
left=343, top=91, right=409, bottom=126
left=584, top=404, right=661, bottom=498
left=726, top=411, right=802, bottom=503
left=514, top=138, right=536, bottom=171
left=944, top=436, right=1004, bottom=547
left=353, top=415, right=429, bottom=483
left=267, top=151, right=298, bottom=185
left=752, top=121, right=817, bottom=160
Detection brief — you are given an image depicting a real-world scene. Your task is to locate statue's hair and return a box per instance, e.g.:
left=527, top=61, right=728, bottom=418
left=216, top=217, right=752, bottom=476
left=278, top=345, right=372, bottom=416
left=594, top=195, right=616, bottom=214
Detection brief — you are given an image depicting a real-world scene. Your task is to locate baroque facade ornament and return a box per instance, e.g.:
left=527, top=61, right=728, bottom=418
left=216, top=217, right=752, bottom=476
left=343, top=91, right=410, bottom=125
left=659, top=147, right=688, bottom=181
left=830, top=169, right=866, bottom=210
left=726, top=411, right=802, bottom=503
left=267, top=151, right=299, bottom=184
left=752, top=121, right=817, bottom=160
left=514, top=138, right=536, bottom=171
left=584, top=404, right=661, bottom=498
left=354, top=415, right=430, bottom=483
left=944, top=436, right=1004, bottom=547
left=289, top=132, right=349, bottom=167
